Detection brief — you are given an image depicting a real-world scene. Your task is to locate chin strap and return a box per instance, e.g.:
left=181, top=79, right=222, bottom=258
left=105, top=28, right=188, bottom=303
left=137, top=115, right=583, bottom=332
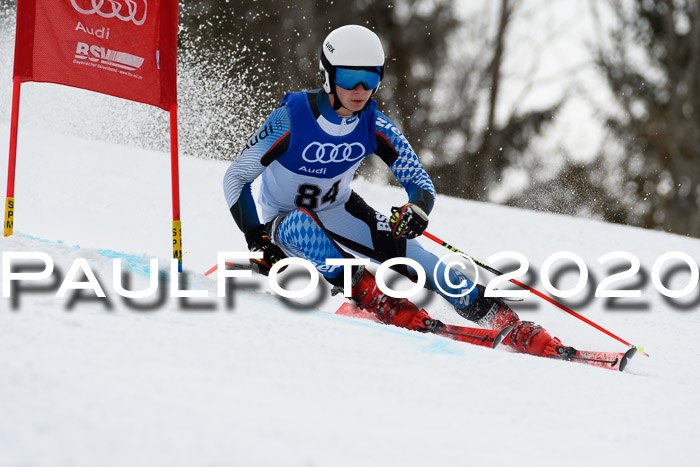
left=331, top=92, right=344, bottom=111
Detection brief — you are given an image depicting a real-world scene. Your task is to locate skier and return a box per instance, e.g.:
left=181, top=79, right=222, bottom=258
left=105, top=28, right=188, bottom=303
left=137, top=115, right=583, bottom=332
left=223, top=24, right=574, bottom=360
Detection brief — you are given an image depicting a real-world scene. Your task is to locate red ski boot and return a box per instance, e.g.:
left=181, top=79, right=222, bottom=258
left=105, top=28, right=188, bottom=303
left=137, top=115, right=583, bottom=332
left=505, top=322, right=577, bottom=359
left=476, top=299, right=575, bottom=358
left=504, top=321, right=555, bottom=356
left=351, top=268, right=437, bottom=332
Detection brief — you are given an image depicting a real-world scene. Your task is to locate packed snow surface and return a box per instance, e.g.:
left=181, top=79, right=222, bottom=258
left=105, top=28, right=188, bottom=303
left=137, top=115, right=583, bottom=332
left=1, top=122, right=699, bottom=467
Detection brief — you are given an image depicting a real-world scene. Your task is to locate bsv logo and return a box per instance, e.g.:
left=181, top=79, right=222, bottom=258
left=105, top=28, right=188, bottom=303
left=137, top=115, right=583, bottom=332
left=75, top=42, right=145, bottom=71
left=71, top=0, right=148, bottom=26
left=302, top=142, right=365, bottom=164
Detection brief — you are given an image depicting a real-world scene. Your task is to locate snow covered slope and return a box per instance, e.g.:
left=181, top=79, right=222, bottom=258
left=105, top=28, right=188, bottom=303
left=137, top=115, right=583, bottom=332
left=1, top=124, right=699, bottom=467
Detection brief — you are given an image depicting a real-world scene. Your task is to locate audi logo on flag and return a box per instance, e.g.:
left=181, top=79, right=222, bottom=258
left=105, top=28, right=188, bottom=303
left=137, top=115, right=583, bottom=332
left=302, top=142, right=366, bottom=164
left=71, top=0, right=148, bottom=26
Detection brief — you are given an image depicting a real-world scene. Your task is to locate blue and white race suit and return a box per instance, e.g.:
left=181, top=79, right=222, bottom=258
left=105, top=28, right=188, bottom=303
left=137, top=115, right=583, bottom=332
left=223, top=89, right=478, bottom=309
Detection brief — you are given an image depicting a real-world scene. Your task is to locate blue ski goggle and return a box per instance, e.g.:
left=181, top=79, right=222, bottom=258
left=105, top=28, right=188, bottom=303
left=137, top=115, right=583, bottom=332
left=334, top=67, right=382, bottom=91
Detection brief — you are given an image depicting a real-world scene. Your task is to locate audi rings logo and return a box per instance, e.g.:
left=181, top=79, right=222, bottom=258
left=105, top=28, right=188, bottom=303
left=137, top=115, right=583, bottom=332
left=302, top=142, right=366, bottom=164
left=71, top=0, right=148, bottom=26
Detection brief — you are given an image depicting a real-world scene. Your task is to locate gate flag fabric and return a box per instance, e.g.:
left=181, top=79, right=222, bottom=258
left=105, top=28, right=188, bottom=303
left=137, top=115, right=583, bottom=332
left=14, top=0, right=177, bottom=110
left=6, top=1, right=182, bottom=268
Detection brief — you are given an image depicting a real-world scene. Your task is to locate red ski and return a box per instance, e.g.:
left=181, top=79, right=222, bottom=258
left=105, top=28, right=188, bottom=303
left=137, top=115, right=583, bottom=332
left=569, top=347, right=638, bottom=372
left=436, top=322, right=513, bottom=349
left=335, top=302, right=511, bottom=349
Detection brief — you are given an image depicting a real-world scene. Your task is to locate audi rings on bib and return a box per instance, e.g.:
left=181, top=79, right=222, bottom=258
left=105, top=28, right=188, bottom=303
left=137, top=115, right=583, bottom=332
left=302, top=142, right=366, bottom=164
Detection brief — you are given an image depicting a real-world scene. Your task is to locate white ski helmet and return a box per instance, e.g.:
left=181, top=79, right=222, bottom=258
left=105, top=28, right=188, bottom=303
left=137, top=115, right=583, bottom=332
left=319, top=25, right=385, bottom=95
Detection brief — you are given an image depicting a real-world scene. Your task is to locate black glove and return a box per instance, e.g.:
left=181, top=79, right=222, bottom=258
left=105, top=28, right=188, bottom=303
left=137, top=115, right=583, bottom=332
left=244, top=224, right=287, bottom=276
left=389, top=203, right=429, bottom=239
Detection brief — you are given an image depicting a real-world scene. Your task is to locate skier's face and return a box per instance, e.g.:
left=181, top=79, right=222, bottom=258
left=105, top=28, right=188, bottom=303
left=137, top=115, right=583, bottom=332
left=334, top=84, right=373, bottom=116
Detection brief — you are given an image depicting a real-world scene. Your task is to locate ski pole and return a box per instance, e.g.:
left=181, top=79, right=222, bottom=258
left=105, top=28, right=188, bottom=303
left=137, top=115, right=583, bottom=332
left=421, top=230, right=648, bottom=356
